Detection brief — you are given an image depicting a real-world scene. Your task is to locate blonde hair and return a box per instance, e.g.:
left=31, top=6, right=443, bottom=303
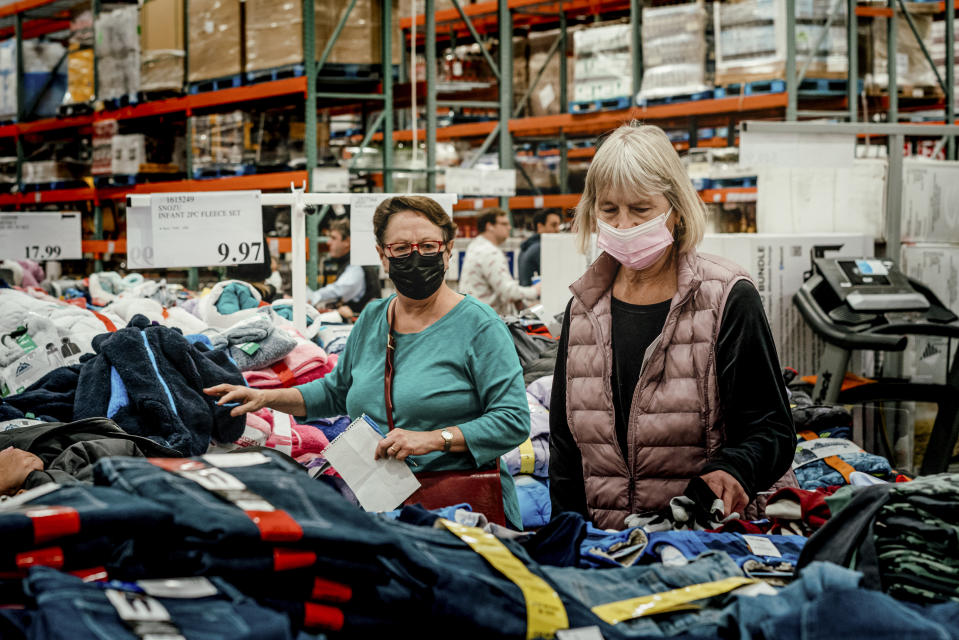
left=574, top=122, right=706, bottom=254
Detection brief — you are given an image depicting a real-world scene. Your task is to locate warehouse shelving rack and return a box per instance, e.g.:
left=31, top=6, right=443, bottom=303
left=0, top=0, right=956, bottom=282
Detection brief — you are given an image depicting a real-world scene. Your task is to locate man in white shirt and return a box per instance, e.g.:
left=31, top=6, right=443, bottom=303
left=459, top=208, right=540, bottom=315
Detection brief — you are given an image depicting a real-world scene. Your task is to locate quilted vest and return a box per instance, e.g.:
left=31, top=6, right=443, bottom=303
left=566, top=250, right=752, bottom=530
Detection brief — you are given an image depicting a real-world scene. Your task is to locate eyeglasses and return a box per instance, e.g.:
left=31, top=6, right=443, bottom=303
left=383, top=240, right=445, bottom=258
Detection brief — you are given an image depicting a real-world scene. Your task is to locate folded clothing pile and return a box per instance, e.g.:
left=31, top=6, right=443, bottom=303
left=207, top=314, right=297, bottom=372
left=243, top=336, right=337, bottom=389
left=503, top=392, right=549, bottom=478
left=196, top=280, right=264, bottom=330
left=792, top=435, right=895, bottom=490
left=229, top=408, right=330, bottom=461
left=0, top=289, right=123, bottom=357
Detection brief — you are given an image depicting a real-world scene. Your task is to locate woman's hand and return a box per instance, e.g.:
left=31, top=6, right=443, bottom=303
left=374, top=429, right=443, bottom=462
left=0, top=447, right=44, bottom=495
left=204, top=384, right=268, bottom=417
left=700, top=469, right=749, bottom=518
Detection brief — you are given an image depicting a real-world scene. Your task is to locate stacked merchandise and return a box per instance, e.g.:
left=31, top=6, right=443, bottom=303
left=640, top=2, right=712, bottom=101
left=140, top=0, right=185, bottom=93
left=244, top=0, right=305, bottom=73
left=187, top=0, right=242, bottom=83
left=526, top=28, right=575, bottom=116
left=62, top=11, right=94, bottom=107
left=94, top=5, right=140, bottom=102
left=868, top=7, right=940, bottom=95
left=502, top=376, right=552, bottom=529
left=315, top=0, right=400, bottom=66
left=572, top=21, right=632, bottom=108
left=191, top=111, right=254, bottom=176
left=91, top=119, right=118, bottom=176
left=0, top=39, right=14, bottom=120
left=929, top=17, right=959, bottom=107
left=714, top=0, right=848, bottom=87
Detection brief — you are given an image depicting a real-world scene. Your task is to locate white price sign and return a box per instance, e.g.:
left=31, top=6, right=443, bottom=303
left=312, top=167, right=350, bottom=192
left=0, top=212, right=82, bottom=261
left=147, top=191, right=264, bottom=268
left=348, top=193, right=458, bottom=266
left=444, top=168, right=516, bottom=196
left=125, top=204, right=155, bottom=270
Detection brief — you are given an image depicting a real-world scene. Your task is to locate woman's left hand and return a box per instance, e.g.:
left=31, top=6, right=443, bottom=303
left=375, top=428, right=442, bottom=462
left=700, top=470, right=749, bottom=518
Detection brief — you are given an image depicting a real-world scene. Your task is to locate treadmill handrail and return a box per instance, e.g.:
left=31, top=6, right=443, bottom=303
left=793, top=287, right=907, bottom=351
left=870, top=323, right=959, bottom=340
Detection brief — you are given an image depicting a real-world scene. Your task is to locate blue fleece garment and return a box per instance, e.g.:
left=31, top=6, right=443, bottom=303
left=644, top=530, right=806, bottom=569
left=794, top=452, right=894, bottom=490
left=215, top=283, right=259, bottom=315
left=106, top=367, right=128, bottom=419
left=272, top=303, right=315, bottom=326
left=515, top=475, right=551, bottom=529
left=185, top=334, right=213, bottom=349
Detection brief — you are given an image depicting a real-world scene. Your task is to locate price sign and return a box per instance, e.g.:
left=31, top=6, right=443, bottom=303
left=348, top=193, right=458, bottom=266
left=444, top=168, right=516, bottom=197
left=147, top=191, right=263, bottom=268
left=312, top=167, right=350, bottom=192
left=0, top=212, right=82, bottom=261
left=126, top=204, right=155, bottom=270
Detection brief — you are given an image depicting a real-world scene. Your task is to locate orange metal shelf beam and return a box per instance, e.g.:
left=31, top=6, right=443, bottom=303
left=379, top=94, right=787, bottom=142
left=856, top=6, right=894, bottom=17
left=700, top=187, right=757, bottom=203
left=401, top=0, right=629, bottom=31
left=452, top=187, right=757, bottom=212
left=18, top=114, right=93, bottom=135
left=0, top=0, right=60, bottom=18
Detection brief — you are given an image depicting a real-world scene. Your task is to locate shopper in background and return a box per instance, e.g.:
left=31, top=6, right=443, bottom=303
left=459, top=208, right=541, bottom=315
left=518, top=210, right=563, bottom=286
left=0, top=446, right=43, bottom=495
left=205, top=196, right=530, bottom=529
left=549, top=123, right=795, bottom=530
left=309, top=219, right=381, bottom=322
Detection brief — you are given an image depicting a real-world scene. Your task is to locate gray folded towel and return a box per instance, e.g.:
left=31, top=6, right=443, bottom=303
left=208, top=314, right=296, bottom=372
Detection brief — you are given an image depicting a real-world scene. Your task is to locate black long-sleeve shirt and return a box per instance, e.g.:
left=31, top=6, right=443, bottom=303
left=548, top=280, right=795, bottom=520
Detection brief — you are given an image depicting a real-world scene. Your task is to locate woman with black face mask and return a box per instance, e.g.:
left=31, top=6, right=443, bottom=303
left=205, top=196, right=531, bottom=529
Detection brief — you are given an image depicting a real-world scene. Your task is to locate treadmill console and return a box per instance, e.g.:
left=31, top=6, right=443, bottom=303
left=814, top=257, right=930, bottom=312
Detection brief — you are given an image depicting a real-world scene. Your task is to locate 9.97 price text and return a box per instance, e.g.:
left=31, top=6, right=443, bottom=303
left=217, top=241, right=262, bottom=263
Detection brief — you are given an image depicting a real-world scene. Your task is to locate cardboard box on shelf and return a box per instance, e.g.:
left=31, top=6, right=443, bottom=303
left=65, top=49, right=94, bottom=104
left=901, top=159, right=959, bottom=244
left=640, top=2, right=711, bottom=101
left=868, top=11, right=939, bottom=93
left=140, top=0, right=184, bottom=91
left=527, top=28, right=575, bottom=116
left=21, top=161, right=74, bottom=184
left=246, top=0, right=305, bottom=72
left=316, top=0, right=400, bottom=67
left=110, top=134, right=147, bottom=175
left=187, top=0, right=241, bottom=83
left=573, top=22, right=632, bottom=103
left=95, top=5, right=139, bottom=100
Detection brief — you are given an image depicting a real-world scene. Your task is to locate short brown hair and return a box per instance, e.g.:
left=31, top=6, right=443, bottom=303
left=477, top=207, right=506, bottom=233
left=373, top=196, right=456, bottom=246
left=328, top=218, right=350, bottom=239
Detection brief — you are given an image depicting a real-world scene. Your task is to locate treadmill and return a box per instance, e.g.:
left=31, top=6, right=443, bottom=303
left=794, top=256, right=959, bottom=474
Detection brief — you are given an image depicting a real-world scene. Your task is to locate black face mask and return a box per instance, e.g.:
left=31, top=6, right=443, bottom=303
left=387, top=251, right=446, bottom=300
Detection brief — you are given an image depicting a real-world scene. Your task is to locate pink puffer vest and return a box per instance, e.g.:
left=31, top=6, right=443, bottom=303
left=566, top=250, right=752, bottom=530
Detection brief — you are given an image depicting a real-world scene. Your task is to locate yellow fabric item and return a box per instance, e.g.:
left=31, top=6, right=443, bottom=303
left=591, top=577, right=755, bottom=625
left=518, top=438, right=535, bottom=475
left=438, top=519, right=569, bottom=639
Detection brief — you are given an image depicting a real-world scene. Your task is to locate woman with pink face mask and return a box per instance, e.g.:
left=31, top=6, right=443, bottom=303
left=548, top=123, right=797, bottom=530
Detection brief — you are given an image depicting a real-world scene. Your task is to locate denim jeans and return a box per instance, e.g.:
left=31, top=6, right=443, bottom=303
left=374, top=519, right=625, bottom=640
left=93, top=452, right=400, bottom=551
left=716, top=562, right=959, bottom=640
left=0, top=484, right=174, bottom=550
left=22, top=566, right=295, bottom=640
left=542, top=551, right=744, bottom=638
left=644, top=531, right=806, bottom=569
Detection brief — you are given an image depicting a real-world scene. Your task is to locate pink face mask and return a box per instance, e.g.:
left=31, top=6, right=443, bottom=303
left=596, top=208, right=674, bottom=271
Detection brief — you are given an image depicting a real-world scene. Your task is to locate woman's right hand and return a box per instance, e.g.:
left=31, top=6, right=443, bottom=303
left=204, top=384, right=268, bottom=417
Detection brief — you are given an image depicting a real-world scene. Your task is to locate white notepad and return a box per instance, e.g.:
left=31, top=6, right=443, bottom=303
left=321, top=414, right=421, bottom=512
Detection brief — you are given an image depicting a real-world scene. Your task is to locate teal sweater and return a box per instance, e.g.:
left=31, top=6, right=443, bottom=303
left=297, top=294, right=530, bottom=529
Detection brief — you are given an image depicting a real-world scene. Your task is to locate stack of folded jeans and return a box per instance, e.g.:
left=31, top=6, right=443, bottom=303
left=0, top=484, right=175, bottom=582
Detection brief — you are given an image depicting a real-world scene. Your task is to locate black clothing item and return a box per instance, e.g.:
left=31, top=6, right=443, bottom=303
left=518, top=234, right=541, bottom=286
left=387, top=251, right=445, bottom=300
left=549, top=279, right=795, bottom=520
left=225, top=234, right=272, bottom=283
left=0, top=417, right=181, bottom=488
left=610, top=296, right=672, bottom=460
